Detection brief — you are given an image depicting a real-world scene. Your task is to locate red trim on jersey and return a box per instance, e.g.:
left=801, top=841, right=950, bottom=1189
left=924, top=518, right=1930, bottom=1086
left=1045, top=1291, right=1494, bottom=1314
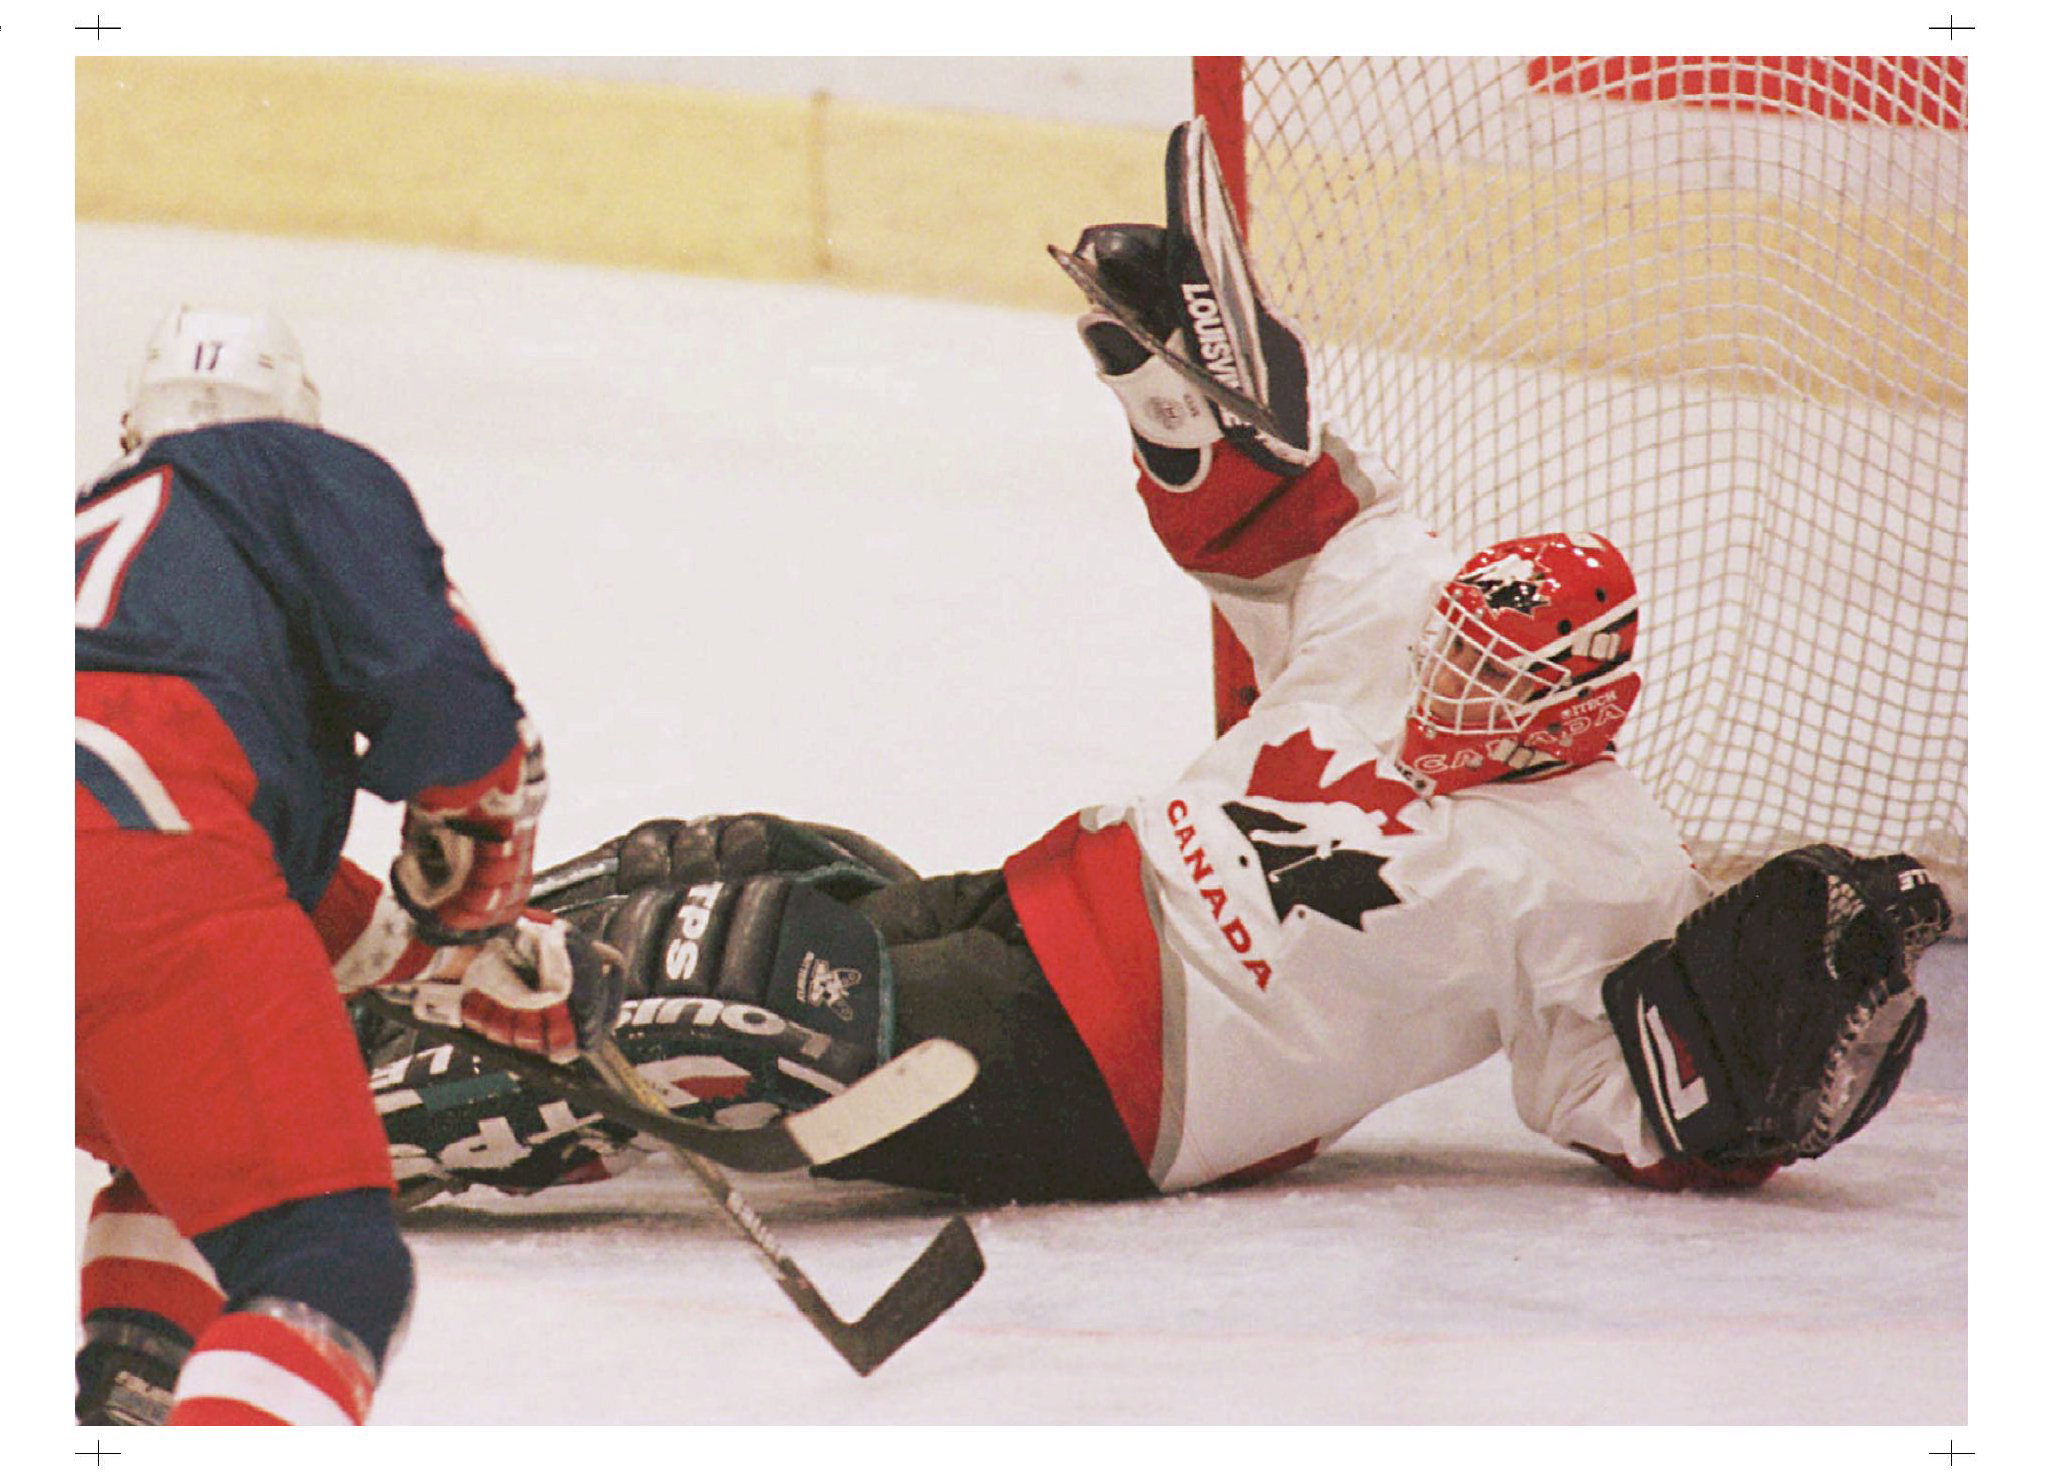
left=1137, top=445, right=1364, bottom=583
left=1211, top=1139, right=1321, bottom=1188
left=75, top=670, right=261, bottom=834
left=410, top=731, right=529, bottom=813
left=1004, top=814, right=1163, bottom=1165
left=314, top=857, right=443, bottom=987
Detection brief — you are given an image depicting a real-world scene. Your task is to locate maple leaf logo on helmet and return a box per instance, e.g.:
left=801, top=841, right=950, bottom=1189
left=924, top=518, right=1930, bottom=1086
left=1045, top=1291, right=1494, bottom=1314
left=1456, top=551, right=1552, bottom=615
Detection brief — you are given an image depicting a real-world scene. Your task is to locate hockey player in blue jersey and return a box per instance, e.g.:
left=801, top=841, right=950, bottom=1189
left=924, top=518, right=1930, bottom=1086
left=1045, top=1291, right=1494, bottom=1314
left=75, top=307, right=621, bottom=1424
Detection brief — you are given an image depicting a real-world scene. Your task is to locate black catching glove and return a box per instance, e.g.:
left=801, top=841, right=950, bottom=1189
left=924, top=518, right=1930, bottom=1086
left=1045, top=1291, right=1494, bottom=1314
left=1604, top=846, right=1951, bottom=1167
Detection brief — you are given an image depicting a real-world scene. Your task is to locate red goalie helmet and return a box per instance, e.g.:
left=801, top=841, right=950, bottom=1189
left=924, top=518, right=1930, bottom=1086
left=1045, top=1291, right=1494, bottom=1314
left=1397, top=532, right=1643, bottom=796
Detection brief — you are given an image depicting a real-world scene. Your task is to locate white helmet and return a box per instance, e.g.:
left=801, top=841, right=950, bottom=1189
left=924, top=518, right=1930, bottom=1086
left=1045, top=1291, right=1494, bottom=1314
left=120, top=306, right=322, bottom=452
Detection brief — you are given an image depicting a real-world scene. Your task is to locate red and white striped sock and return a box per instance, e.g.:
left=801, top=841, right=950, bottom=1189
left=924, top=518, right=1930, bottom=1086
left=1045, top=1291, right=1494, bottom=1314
left=81, top=1173, right=226, bottom=1341
left=167, top=1301, right=378, bottom=1426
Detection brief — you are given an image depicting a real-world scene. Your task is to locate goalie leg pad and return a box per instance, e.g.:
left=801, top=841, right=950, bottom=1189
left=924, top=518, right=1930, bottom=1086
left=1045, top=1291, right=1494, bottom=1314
left=1603, top=845, right=1948, bottom=1167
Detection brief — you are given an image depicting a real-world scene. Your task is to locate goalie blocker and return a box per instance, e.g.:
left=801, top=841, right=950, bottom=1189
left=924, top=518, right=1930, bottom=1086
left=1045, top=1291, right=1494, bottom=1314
left=1602, top=845, right=1951, bottom=1181
left=1055, top=117, right=1319, bottom=493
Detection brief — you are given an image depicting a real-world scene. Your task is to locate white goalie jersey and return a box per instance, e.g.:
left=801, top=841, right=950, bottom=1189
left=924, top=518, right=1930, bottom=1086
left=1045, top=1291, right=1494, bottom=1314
left=1003, top=437, right=1708, bottom=1192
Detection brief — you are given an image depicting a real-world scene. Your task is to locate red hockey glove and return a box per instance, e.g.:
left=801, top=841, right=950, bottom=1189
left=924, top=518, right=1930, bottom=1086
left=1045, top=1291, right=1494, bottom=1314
left=392, top=723, right=547, bottom=945
left=395, top=911, right=623, bottom=1065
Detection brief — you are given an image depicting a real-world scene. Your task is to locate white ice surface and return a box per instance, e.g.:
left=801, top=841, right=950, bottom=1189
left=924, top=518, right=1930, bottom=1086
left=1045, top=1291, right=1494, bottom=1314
left=74, top=225, right=1970, bottom=1445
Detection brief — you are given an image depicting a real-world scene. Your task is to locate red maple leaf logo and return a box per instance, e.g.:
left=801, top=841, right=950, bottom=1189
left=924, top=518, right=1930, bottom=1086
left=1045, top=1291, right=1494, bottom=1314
left=1245, top=730, right=1420, bottom=836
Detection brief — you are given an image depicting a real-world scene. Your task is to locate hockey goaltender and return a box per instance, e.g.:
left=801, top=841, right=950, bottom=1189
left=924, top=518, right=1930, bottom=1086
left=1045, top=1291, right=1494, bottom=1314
left=361, top=121, right=1951, bottom=1212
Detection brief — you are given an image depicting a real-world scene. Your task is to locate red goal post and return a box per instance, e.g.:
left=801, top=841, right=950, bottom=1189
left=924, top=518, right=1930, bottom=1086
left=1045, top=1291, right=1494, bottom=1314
left=1191, top=56, right=1967, bottom=913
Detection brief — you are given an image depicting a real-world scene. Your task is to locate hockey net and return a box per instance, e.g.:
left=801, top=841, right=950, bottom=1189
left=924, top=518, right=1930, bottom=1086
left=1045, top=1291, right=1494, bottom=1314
left=1196, top=56, right=1967, bottom=915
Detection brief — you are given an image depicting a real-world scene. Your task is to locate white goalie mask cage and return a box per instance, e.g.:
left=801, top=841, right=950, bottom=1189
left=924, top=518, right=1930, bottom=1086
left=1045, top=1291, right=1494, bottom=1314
left=1411, top=601, right=1576, bottom=736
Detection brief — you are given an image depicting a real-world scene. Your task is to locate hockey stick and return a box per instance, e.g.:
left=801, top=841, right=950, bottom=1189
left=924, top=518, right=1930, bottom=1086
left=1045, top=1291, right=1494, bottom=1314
left=581, top=1034, right=985, bottom=1377
left=359, top=992, right=978, bottom=1173
left=361, top=996, right=986, bottom=1375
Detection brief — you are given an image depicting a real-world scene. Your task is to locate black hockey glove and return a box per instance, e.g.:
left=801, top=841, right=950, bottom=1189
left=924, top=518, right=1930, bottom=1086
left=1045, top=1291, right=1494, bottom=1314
left=1604, top=846, right=1951, bottom=1168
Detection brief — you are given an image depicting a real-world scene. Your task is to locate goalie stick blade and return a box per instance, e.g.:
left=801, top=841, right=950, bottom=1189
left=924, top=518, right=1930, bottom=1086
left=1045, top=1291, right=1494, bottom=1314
left=835, top=1215, right=986, bottom=1376
left=1047, top=242, right=1287, bottom=442
left=782, top=1038, right=977, bottom=1166
left=359, top=994, right=978, bottom=1173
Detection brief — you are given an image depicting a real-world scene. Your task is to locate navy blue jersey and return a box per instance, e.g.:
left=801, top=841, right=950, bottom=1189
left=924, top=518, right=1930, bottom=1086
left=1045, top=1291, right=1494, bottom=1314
left=75, top=421, right=528, bottom=908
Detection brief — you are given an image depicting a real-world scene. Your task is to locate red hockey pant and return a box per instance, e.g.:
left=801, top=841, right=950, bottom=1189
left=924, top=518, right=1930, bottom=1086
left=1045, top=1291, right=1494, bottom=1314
left=76, top=825, right=393, bottom=1239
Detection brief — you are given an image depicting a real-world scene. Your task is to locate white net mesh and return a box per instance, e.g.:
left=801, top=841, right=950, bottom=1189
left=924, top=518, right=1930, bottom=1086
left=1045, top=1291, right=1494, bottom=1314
left=1226, top=57, right=1966, bottom=911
